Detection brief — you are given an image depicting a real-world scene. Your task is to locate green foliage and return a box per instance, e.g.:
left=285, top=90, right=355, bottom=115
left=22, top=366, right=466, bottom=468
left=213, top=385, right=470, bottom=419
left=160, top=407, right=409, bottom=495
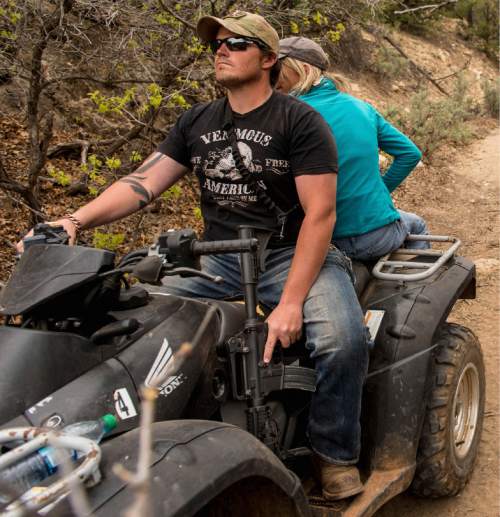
left=380, top=0, right=499, bottom=59
left=154, top=12, right=181, bottom=30
left=371, top=46, right=409, bottom=79
left=47, top=165, right=71, bottom=186
left=82, top=154, right=106, bottom=197
left=481, top=78, right=499, bottom=117
left=454, top=0, right=499, bottom=59
left=184, top=36, right=204, bottom=56
left=88, top=87, right=136, bottom=115
left=0, top=1, right=21, bottom=50
left=130, top=151, right=143, bottom=163
left=384, top=75, right=476, bottom=156
left=88, top=154, right=102, bottom=169
left=311, top=10, right=328, bottom=26
left=167, top=92, right=190, bottom=110
left=193, top=207, right=202, bottom=220
left=146, top=83, right=162, bottom=109
left=105, top=156, right=121, bottom=170
left=90, top=83, right=171, bottom=119
left=93, top=230, right=125, bottom=251
left=288, top=10, right=346, bottom=42
left=327, top=23, right=346, bottom=43
left=161, top=184, right=182, bottom=201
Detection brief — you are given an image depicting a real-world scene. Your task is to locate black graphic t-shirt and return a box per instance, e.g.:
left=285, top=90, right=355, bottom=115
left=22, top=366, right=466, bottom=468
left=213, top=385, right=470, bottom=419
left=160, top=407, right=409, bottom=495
left=158, top=91, right=338, bottom=246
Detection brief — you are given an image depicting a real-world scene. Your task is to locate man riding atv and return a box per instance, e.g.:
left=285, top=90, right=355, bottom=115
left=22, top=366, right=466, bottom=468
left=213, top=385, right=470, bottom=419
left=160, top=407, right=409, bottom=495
left=17, top=11, right=370, bottom=502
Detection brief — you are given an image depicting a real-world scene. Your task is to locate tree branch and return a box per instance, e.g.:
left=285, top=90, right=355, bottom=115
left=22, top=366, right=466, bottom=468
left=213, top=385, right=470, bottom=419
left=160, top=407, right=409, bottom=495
left=363, top=23, right=449, bottom=96
left=104, top=107, right=157, bottom=156
left=394, top=0, right=457, bottom=15
left=40, top=75, right=166, bottom=91
left=433, top=58, right=471, bottom=82
left=383, top=33, right=449, bottom=95
left=157, top=0, right=196, bottom=31
left=0, top=156, right=44, bottom=219
left=29, top=113, right=53, bottom=193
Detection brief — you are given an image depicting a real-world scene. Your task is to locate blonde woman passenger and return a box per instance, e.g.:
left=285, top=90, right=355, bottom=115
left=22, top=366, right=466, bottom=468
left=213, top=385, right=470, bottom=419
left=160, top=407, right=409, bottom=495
left=277, top=37, right=429, bottom=261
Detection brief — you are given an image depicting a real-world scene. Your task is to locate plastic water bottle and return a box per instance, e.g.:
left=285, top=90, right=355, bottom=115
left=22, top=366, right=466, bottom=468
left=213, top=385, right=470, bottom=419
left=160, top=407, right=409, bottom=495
left=0, top=414, right=117, bottom=495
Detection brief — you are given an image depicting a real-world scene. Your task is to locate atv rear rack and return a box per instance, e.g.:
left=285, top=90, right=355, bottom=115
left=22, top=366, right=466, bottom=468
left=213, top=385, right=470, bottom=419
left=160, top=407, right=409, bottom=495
left=372, top=235, right=461, bottom=282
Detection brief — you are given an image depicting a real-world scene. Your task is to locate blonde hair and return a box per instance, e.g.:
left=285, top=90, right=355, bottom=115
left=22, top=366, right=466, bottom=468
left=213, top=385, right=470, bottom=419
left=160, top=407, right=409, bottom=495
left=280, top=57, right=350, bottom=95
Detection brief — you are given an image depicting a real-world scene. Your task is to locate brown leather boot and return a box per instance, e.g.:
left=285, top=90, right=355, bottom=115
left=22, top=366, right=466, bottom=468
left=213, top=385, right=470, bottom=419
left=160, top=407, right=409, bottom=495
left=313, top=456, right=364, bottom=500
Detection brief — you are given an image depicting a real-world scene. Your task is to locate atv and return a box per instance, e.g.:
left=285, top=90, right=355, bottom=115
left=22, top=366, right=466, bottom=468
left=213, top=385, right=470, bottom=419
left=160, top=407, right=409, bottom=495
left=0, top=224, right=485, bottom=516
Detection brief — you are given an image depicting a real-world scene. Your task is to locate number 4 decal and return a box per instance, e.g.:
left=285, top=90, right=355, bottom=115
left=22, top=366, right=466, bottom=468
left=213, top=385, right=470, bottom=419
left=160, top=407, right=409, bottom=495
left=113, top=388, right=138, bottom=420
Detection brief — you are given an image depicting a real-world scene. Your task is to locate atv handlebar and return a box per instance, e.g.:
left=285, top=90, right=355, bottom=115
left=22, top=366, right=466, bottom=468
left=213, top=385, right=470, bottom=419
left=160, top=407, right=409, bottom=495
left=192, top=238, right=259, bottom=256
left=22, top=223, right=69, bottom=251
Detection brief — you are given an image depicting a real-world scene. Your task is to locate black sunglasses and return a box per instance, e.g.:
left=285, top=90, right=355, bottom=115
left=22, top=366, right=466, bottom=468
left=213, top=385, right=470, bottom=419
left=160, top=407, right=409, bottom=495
left=209, top=36, right=269, bottom=53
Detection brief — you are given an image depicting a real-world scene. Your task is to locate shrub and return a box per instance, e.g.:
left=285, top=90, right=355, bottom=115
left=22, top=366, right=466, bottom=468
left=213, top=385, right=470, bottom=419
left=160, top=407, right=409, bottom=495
left=371, top=46, right=410, bottom=80
left=384, top=75, right=477, bottom=157
left=161, top=184, right=182, bottom=201
left=47, top=165, right=71, bottom=187
left=93, top=231, right=125, bottom=251
left=481, top=78, right=500, bottom=117
left=454, top=0, right=499, bottom=60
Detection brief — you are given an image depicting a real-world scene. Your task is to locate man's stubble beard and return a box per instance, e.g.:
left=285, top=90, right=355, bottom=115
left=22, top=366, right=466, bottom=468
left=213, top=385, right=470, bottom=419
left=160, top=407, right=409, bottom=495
left=216, top=68, right=262, bottom=90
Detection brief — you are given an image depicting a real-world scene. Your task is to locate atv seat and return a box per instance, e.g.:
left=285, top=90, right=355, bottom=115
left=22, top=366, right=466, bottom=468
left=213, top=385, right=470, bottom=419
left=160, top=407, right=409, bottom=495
left=201, top=261, right=372, bottom=358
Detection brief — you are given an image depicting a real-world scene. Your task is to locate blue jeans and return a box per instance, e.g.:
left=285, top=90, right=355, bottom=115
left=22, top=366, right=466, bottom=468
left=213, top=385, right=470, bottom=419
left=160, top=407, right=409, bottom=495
left=334, top=210, right=430, bottom=261
left=149, top=246, right=369, bottom=464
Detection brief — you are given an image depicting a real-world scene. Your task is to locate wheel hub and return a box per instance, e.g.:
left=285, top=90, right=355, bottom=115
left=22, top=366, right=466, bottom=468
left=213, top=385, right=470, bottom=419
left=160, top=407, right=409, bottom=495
left=452, top=362, right=480, bottom=459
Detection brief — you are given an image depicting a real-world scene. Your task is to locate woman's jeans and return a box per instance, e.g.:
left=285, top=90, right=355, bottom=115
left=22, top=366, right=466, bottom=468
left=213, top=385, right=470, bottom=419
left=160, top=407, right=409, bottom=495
left=149, top=246, right=369, bottom=465
left=334, top=210, right=430, bottom=261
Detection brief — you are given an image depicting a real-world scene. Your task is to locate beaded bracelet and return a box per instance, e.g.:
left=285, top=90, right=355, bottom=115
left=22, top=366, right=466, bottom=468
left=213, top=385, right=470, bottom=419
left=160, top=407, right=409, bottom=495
left=63, top=214, right=82, bottom=235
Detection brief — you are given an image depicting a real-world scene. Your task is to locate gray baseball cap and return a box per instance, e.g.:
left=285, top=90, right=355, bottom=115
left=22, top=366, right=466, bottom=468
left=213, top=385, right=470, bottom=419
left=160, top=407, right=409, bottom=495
left=279, top=36, right=329, bottom=70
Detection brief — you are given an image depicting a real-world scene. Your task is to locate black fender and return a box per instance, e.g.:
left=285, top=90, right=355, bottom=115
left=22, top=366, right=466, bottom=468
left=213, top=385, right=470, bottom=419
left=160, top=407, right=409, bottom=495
left=68, top=420, right=310, bottom=517
left=0, top=327, right=102, bottom=424
left=359, top=256, right=475, bottom=472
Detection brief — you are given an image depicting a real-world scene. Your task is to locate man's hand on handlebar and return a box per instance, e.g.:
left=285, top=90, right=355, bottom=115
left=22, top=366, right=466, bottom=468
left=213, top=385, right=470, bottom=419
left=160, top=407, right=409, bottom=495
left=16, top=218, right=78, bottom=254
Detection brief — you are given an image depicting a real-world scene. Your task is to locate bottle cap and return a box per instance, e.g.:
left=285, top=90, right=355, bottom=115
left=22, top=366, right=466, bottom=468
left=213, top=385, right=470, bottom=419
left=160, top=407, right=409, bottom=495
left=101, top=414, right=118, bottom=433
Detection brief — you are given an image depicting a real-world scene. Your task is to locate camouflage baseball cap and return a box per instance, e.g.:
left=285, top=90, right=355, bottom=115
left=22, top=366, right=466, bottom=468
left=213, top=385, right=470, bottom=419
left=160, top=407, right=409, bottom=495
left=279, top=36, right=329, bottom=71
left=197, top=11, right=279, bottom=54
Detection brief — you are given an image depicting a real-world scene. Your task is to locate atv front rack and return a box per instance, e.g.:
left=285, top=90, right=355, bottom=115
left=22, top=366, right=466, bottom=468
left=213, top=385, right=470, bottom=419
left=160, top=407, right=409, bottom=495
left=0, top=427, right=101, bottom=515
left=372, top=235, right=461, bottom=282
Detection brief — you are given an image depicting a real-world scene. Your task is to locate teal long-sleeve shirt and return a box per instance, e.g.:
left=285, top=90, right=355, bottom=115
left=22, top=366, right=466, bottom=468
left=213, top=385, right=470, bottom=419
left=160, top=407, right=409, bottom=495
left=298, top=79, right=422, bottom=239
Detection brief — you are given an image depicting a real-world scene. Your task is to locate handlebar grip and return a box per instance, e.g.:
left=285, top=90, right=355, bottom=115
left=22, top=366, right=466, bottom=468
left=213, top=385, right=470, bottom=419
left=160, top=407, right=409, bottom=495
left=192, top=238, right=259, bottom=256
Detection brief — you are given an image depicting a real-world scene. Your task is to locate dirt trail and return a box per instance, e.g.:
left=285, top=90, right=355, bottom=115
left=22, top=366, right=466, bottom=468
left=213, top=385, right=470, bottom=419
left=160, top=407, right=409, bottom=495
left=376, top=128, right=500, bottom=516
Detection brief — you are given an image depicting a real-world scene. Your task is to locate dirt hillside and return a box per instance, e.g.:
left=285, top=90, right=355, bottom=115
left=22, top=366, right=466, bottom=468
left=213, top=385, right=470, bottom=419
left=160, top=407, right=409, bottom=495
left=377, top=128, right=500, bottom=516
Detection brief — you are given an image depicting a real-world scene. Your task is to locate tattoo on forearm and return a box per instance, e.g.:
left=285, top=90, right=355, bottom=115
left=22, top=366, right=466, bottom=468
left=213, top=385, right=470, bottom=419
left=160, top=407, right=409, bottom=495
left=120, top=178, right=154, bottom=208
left=118, top=153, right=166, bottom=208
left=133, top=153, right=167, bottom=175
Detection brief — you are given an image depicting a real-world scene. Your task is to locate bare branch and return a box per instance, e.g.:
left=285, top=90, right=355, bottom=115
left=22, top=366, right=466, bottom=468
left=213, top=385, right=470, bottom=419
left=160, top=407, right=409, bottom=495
left=394, top=0, right=457, bottom=15
left=40, top=75, right=165, bottom=90
left=157, top=0, right=196, bottom=31
left=434, top=58, right=471, bottom=82
left=0, top=189, right=48, bottom=220
left=382, top=34, right=449, bottom=95
left=29, top=113, right=54, bottom=192
left=362, top=23, right=449, bottom=96
left=0, top=156, right=44, bottom=219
